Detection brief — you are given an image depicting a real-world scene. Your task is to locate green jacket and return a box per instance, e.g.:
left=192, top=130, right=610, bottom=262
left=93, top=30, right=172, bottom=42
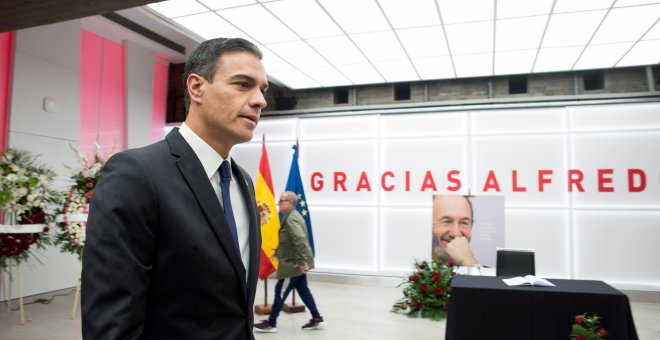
left=275, top=209, right=315, bottom=279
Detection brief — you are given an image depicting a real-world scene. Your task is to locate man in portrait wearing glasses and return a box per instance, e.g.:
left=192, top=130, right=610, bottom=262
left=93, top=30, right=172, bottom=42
left=254, top=191, right=325, bottom=333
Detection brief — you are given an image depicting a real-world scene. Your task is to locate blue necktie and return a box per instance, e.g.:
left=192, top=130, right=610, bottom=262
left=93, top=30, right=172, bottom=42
left=220, top=160, right=240, bottom=251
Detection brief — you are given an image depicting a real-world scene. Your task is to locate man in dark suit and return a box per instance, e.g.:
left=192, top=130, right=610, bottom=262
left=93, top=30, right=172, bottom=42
left=81, top=37, right=268, bottom=339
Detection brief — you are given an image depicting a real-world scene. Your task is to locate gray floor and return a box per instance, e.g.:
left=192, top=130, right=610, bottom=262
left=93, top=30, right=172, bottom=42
left=1, top=278, right=660, bottom=340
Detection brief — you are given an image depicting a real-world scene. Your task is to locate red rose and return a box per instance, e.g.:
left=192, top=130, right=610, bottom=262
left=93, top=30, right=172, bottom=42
left=412, top=275, right=420, bottom=283
left=434, top=287, right=442, bottom=296
left=575, top=315, right=584, bottom=325
left=86, top=181, right=94, bottom=188
left=85, top=191, right=93, bottom=199
left=415, top=301, right=423, bottom=309
left=420, top=284, right=428, bottom=292
left=576, top=336, right=584, bottom=340
left=433, top=272, right=440, bottom=282
left=448, top=261, right=454, bottom=267
left=447, top=287, right=452, bottom=294
left=418, top=263, right=426, bottom=269
left=444, top=300, right=449, bottom=309
left=598, top=328, right=609, bottom=336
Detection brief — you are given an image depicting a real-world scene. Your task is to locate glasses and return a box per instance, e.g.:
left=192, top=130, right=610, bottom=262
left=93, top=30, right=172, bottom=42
left=278, top=199, right=290, bottom=204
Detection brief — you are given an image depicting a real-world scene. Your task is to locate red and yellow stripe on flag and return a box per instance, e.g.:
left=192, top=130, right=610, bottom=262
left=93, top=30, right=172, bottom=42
left=255, top=141, right=280, bottom=279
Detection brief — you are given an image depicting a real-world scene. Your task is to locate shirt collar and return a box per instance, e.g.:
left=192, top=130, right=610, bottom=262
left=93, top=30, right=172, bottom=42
left=178, top=122, right=230, bottom=180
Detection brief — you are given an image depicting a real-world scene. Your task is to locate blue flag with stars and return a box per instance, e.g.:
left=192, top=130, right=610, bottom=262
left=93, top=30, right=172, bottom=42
left=284, top=144, right=315, bottom=255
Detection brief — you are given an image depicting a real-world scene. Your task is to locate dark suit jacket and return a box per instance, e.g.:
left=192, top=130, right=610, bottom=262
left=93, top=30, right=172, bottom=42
left=81, top=129, right=261, bottom=340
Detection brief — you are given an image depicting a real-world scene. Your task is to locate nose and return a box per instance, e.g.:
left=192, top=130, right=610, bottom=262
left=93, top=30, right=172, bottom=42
left=250, top=89, right=267, bottom=110
left=448, top=223, right=463, bottom=237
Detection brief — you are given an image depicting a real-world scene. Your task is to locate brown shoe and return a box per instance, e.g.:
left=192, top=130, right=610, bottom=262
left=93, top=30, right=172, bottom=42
left=254, top=320, right=278, bottom=333
left=301, top=317, right=326, bottom=330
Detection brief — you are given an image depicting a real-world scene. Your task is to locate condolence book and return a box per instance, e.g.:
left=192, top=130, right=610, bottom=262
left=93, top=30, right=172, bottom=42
left=502, top=275, right=555, bottom=287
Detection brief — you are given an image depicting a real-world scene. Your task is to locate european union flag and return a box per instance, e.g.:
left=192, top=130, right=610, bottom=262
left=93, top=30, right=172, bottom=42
left=284, top=144, right=315, bottom=255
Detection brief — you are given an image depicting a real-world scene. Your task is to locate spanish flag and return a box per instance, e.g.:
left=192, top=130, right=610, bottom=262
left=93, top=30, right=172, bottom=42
left=255, top=139, right=279, bottom=279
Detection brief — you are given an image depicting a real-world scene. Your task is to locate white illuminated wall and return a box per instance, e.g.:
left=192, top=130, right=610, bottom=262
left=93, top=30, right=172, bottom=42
left=233, top=101, right=660, bottom=291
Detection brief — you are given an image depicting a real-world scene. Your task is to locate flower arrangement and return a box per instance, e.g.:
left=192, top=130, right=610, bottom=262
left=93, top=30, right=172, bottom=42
left=55, top=143, right=109, bottom=259
left=0, top=148, right=60, bottom=268
left=571, top=313, right=609, bottom=339
left=392, top=259, right=454, bottom=321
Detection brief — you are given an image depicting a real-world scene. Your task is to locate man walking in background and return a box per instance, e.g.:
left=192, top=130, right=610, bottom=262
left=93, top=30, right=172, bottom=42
left=254, top=191, right=325, bottom=333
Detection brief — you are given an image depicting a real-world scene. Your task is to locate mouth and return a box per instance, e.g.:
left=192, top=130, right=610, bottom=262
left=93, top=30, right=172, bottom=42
left=238, top=112, right=259, bottom=127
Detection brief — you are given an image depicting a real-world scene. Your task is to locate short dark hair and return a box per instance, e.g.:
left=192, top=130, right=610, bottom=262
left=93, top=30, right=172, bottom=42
left=182, top=37, right=263, bottom=112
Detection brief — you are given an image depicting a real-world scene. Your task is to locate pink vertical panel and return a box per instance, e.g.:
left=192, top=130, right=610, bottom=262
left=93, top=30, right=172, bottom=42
left=80, top=29, right=125, bottom=158
left=151, top=56, right=168, bottom=142
left=0, top=32, right=14, bottom=152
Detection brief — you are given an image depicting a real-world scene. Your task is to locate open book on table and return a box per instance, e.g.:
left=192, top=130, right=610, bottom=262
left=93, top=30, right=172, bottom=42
left=502, top=275, right=555, bottom=287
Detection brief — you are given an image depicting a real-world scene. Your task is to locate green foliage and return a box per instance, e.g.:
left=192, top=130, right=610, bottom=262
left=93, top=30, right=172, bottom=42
left=570, top=313, right=609, bottom=339
left=392, top=259, right=454, bottom=321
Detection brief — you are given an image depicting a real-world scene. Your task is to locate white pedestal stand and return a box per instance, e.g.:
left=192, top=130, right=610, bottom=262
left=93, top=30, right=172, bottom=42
left=55, top=213, right=87, bottom=320
left=1, top=217, right=46, bottom=325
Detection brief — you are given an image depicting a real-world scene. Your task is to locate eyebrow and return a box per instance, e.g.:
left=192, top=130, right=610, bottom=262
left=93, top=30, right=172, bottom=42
left=230, top=73, right=269, bottom=92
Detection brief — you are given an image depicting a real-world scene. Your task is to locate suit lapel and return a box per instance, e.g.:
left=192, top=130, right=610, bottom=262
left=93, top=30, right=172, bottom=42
left=166, top=130, right=247, bottom=289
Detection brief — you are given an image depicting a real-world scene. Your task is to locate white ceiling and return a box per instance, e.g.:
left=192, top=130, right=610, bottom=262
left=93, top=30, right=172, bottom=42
left=144, top=0, right=660, bottom=90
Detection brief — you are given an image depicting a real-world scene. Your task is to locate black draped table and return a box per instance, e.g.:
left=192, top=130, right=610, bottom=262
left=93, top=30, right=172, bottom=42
left=445, top=275, right=638, bottom=340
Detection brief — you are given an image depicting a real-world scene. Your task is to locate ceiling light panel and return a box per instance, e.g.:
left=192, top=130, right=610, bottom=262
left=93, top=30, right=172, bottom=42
left=496, top=16, right=548, bottom=51
left=261, top=48, right=294, bottom=72
left=445, top=21, right=493, bottom=54
left=494, top=49, right=536, bottom=75
left=617, top=39, right=660, bottom=66
left=319, top=0, right=390, bottom=34
left=533, top=46, right=582, bottom=72
left=613, top=0, right=659, bottom=7
left=591, top=5, right=660, bottom=44
left=173, top=12, right=247, bottom=40
left=438, top=0, right=494, bottom=24
left=267, top=40, right=329, bottom=69
left=351, top=31, right=408, bottom=62
left=307, top=36, right=367, bottom=65
left=147, top=0, right=208, bottom=18
left=397, top=26, right=449, bottom=58
left=412, top=56, right=456, bottom=79
left=496, top=0, right=553, bottom=19
left=302, top=66, right=351, bottom=87
left=553, top=0, right=614, bottom=13
left=378, top=0, right=440, bottom=28
left=453, top=53, right=492, bottom=77
left=574, top=42, right=634, bottom=70
left=270, top=69, right=320, bottom=89
left=199, top=0, right=256, bottom=10
left=643, top=21, right=660, bottom=40
left=264, top=0, right=343, bottom=39
left=335, top=63, right=384, bottom=85
left=218, top=5, right=297, bottom=44
left=372, top=59, right=419, bottom=82
left=541, top=10, right=607, bottom=47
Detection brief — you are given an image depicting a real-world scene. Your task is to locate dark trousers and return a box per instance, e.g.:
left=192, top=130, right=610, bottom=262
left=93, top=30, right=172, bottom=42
left=268, top=274, right=320, bottom=325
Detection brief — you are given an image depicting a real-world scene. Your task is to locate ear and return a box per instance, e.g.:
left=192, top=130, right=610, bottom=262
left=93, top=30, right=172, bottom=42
left=186, top=73, right=205, bottom=105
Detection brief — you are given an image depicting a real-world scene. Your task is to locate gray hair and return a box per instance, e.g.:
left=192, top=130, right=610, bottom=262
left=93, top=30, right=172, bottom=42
left=283, top=191, right=298, bottom=206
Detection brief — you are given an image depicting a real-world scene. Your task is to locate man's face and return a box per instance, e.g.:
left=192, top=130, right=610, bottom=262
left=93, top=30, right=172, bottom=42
left=432, top=195, right=473, bottom=262
left=278, top=195, right=293, bottom=215
left=197, top=51, right=268, bottom=147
